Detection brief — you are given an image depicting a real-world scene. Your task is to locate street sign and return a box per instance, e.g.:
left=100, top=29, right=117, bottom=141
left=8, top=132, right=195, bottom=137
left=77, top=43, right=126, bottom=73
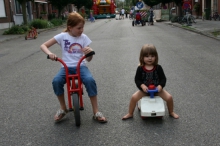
left=136, top=1, right=144, bottom=9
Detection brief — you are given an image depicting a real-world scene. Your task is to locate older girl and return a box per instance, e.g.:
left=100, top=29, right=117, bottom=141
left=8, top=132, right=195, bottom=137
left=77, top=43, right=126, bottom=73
left=41, top=12, right=107, bottom=123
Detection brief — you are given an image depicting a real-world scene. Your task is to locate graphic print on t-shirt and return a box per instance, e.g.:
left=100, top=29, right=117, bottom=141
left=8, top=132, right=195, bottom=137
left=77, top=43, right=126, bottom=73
left=68, top=43, right=82, bottom=54
left=142, top=69, right=159, bottom=87
left=63, top=39, right=82, bottom=54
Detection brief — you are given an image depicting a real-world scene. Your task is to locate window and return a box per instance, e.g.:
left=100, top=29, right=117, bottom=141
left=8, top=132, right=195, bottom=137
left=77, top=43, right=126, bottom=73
left=15, top=0, right=22, bottom=14
left=0, top=0, right=6, bottom=17
left=213, top=0, right=218, bottom=12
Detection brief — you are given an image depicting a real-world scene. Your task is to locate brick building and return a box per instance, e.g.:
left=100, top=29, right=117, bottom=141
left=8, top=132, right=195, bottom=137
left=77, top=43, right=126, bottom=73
left=0, top=0, right=76, bottom=30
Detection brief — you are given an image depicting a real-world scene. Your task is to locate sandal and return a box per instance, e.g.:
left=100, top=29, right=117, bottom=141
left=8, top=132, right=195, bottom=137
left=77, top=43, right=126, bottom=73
left=93, top=112, right=107, bottom=123
left=54, top=109, right=68, bottom=122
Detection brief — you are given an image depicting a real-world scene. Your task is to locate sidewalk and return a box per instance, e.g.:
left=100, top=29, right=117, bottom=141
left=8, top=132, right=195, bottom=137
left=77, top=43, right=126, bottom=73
left=0, top=19, right=220, bottom=43
left=164, top=19, right=220, bottom=41
left=0, top=25, right=65, bottom=43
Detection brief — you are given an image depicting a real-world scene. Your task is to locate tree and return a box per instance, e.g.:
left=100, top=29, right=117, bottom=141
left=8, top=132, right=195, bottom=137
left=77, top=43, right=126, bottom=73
left=16, top=0, right=32, bottom=25
left=71, top=0, right=92, bottom=10
left=142, top=0, right=160, bottom=7
left=172, top=0, right=183, bottom=16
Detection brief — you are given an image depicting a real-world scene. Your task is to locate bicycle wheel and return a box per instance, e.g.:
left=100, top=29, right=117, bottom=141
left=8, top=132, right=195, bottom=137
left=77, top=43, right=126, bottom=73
left=191, top=16, right=196, bottom=23
left=72, top=93, right=81, bottom=126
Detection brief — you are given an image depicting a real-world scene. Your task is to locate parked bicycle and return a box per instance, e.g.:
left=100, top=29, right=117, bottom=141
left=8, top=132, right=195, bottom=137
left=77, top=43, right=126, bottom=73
left=177, top=13, right=196, bottom=25
left=210, top=12, right=220, bottom=21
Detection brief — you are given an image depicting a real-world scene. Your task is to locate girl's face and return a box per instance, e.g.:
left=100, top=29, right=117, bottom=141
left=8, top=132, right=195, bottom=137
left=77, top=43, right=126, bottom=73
left=144, top=54, right=156, bottom=65
left=69, top=22, right=84, bottom=37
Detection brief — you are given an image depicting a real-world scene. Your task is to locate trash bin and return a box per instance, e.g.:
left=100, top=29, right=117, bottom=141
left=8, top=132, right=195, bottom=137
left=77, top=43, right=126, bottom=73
left=204, top=8, right=211, bottom=20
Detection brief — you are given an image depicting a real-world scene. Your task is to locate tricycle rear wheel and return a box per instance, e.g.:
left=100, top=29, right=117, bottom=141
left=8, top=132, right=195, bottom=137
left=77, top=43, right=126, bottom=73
left=72, top=93, right=81, bottom=126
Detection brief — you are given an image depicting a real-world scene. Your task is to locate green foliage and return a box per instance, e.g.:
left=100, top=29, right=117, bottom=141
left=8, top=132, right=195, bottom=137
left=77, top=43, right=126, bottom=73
left=79, top=12, right=87, bottom=19
left=3, top=25, right=31, bottom=35
left=170, top=15, right=178, bottom=23
left=142, top=0, right=160, bottom=6
left=3, top=18, right=64, bottom=35
left=71, top=0, right=92, bottom=9
left=30, top=19, right=48, bottom=29
left=212, top=31, right=220, bottom=37
left=50, top=18, right=63, bottom=26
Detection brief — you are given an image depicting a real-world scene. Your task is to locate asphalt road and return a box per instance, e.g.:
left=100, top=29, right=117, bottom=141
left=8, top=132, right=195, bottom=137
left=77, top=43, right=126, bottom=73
left=1, top=18, right=220, bottom=146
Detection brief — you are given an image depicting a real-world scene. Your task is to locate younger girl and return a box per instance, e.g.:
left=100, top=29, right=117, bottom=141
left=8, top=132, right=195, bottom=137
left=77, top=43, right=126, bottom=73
left=122, top=44, right=179, bottom=120
left=41, top=12, right=107, bottom=123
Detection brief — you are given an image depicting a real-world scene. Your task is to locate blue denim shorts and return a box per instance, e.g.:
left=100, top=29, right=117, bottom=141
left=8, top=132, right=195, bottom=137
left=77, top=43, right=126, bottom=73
left=52, top=66, right=97, bottom=97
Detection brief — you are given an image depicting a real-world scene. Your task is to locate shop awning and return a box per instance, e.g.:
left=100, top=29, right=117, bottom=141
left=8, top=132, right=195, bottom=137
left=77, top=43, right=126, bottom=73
left=35, top=0, right=47, bottom=3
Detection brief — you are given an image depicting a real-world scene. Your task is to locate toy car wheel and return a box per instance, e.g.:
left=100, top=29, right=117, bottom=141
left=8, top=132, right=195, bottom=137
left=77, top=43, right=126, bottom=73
left=132, top=21, right=134, bottom=26
left=34, top=36, right=37, bottom=39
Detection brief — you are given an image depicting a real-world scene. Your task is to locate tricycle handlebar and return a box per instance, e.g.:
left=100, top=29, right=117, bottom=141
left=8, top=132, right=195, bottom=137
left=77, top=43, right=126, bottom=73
left=47, top=51, right=95, bottom=60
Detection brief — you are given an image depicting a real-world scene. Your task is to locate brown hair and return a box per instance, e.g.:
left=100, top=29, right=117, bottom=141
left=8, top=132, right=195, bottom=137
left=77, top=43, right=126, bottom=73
left=64, top=12, right=85, bottom=32
left=139, top=44, right=158, bottom=66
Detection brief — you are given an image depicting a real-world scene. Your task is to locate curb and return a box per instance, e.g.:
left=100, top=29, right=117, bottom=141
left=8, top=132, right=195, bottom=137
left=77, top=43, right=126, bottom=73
left=166, top=22, right=220, bottom=41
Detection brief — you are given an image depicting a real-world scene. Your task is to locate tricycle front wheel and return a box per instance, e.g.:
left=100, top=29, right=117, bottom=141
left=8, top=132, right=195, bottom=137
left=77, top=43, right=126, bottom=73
left=72, top=93, right=81, bottom=127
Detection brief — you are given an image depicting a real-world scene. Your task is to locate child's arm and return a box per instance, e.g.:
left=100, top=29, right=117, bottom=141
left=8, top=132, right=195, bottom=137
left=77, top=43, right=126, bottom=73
left=135, top=66, right=147, bottom=92
left=157, top=65, right=166, bottom=92
left=157, top=85, right=163, bottom=93
left=140, top=84, right=148, bottom=92
left=40, top=38, right=57, bottom=60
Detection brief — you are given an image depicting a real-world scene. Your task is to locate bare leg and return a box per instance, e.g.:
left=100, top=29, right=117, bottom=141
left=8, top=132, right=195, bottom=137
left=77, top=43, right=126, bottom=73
left=122, top=90, right=146, bottom=120
left=158, top=89, right=179, bottom=119
left=90, top=95, right=107, bottom=121
left=54, top=94, right=67, bottom=121
left=57, top=94, right=67, bottom=111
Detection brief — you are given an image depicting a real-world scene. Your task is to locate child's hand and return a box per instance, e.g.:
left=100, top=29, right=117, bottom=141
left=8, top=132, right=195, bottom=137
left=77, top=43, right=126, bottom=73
left=82, top=47, right=93, bottom=55
left=48, top=53, right=57, bottom=61
left=141, top=84, right=148, bottom=93
left=157, top=85, right=162, bottom=93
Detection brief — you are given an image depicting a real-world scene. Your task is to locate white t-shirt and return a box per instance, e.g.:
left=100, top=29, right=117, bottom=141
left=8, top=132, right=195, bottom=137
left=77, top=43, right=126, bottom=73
left=54, top=32, right=92, bottom=67
left=121, top=9, right=125, bottom=14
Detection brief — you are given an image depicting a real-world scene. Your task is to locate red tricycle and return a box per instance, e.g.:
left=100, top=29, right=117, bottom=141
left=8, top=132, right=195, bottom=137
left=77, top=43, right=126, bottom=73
left=47, top=51, right=95, bottom=126
left=25, top=27, right=38, bottom=40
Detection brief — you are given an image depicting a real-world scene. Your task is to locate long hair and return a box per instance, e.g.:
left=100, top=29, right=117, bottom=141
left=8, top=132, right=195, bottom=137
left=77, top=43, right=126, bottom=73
left=139, top=44, right=158, bottom=66
left=64, top=12, right=85, bottom=32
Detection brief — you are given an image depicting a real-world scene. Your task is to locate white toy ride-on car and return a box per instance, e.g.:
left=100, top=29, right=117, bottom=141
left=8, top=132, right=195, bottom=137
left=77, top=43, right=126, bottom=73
left=137, top=85, right=165, bottom=119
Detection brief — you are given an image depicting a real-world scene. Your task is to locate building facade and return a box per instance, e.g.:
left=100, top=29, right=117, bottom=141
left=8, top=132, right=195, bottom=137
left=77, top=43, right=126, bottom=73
left=0, top=0, right=49, bottom=29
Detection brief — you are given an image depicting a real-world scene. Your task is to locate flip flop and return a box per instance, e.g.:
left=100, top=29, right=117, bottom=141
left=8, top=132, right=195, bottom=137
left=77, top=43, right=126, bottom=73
left=93, top=112, right=107, bottom=123
left=54, top=109, right=68, bottom=123
left=122, top=115, right=133, bottom=120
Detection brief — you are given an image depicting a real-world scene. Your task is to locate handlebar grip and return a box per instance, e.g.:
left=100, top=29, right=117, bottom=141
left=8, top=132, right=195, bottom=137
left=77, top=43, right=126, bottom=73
left=85, top=51, right=95, bottom=58
left=47, top=55, right=58, bottom=61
